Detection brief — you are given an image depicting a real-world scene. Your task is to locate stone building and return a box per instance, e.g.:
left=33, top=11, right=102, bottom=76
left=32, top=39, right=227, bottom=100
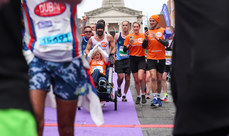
left=84, top=0, right=143, bottom=36
left=167, top=0, right=175, bottom=27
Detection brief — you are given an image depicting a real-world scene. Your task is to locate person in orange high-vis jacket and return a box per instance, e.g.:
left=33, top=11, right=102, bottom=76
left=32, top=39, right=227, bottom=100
left=124, top=22, right=147, bottom=105
left=142, top=15, right=169, bottom=107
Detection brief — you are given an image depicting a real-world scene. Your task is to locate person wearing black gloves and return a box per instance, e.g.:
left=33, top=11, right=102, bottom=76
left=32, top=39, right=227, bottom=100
left=142, top=15, right=168, bottom=107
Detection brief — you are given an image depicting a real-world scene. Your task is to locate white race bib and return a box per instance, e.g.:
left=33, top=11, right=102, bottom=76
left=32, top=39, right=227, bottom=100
left=93, top=66, right=103, bottom=73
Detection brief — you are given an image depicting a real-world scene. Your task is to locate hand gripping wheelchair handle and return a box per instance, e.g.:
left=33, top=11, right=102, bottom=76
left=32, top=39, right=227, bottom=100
left=109, top=53, right=115, bottom=66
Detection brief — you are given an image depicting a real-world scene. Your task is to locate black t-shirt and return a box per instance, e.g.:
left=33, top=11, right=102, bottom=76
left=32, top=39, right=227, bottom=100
left=173, top=0, right=229, bottom=135
left=0, top=0, right=32, bottom=111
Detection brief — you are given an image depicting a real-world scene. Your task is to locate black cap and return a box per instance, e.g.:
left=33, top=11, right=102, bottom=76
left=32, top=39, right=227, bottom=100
left=96, top=22, right=105, bottom=30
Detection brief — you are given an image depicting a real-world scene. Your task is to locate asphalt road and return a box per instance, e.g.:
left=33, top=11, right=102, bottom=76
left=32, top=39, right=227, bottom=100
left=129, top=75, right=176, bottom=136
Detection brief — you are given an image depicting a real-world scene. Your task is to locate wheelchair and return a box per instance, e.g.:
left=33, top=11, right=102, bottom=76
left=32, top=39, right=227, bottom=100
left=95, top=54, right=118, bottom=111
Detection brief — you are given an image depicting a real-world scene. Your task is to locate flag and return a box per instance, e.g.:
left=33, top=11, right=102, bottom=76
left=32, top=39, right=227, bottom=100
left=162, top=4, right=170, bottom=26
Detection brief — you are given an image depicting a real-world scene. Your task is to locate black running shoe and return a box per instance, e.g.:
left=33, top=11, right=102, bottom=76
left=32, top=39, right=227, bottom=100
left=135, top=97, right=141, bottom=104
left=117, top=89, right=122, bottom=97
left=142, top=95, right=147, bottom=104
left=122, top=96, right=127, bottom=102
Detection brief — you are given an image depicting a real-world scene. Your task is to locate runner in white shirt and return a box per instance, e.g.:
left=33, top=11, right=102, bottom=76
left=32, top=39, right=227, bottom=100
left=85, top=22, right=116, bottom=56
left=161, top=26, right=174, bottom=101
left=22, top=0, right=103, bottom=135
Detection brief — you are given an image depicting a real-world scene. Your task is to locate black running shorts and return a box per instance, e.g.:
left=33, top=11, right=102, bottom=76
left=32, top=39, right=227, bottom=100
left=129, top=56, right=146, bottom=73
left=164, top=65, right=171, bottom=73
left=146, top=59, right=165, bottom=73
left=115, top=58, right=131, bottom=74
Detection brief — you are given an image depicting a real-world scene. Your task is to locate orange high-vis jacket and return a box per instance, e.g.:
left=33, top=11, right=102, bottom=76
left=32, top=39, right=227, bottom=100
left=146, top=28, right=166, bottom=60
left=124, top=33, right=145, bottom=57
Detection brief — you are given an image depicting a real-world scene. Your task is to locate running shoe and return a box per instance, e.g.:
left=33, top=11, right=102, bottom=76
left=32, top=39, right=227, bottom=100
left=142, top=95, right=147, bottom=104
left=151, top=98, right=158, bottom=107
left=135, top=97, right=141, bottom=105
left=161, top=95, right=168, bottom=102
left=146, top=93, right=150, bottom=99
left=122, top=96, right=127, bottom=102
left=100, top=101, right=105, bottom=107
left=117, top=89, right=122, bottom=97
left=158, top=98, right=162, bottom=107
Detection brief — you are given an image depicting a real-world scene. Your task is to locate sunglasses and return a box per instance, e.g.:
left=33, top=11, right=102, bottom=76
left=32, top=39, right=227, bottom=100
left=84, top=31, right=92, bottom=33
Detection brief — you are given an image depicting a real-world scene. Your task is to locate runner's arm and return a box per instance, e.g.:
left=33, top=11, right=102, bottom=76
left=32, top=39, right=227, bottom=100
left=87, top=42, right=101, bottom=58
left=108, top=35, right=116, bottom=54
left=142, top=39, right=148, bottom=49
left=97, top=47, right=109, bottom=63
left=23, top=44, right=34, bottom=64
left=158, top=39, right=169, bottom=47
left=87, top=46, right=97, bottom=58
left=114, top=33, right=119, bottom=45
left=152, top=32, right=169, bottom=47
left=143, top=30, right=149, bottom=49
left=123, top=35, right=130, bottom=51
left=80, top=15, right=88, bottom=34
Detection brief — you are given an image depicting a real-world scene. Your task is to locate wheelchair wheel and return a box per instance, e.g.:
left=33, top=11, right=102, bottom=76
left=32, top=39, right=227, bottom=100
left=114, top=91, right=118, bottom=111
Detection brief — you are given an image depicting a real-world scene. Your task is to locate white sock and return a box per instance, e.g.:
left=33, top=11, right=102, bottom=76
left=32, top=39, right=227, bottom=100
left=123, top=94, right=126, bottom=97
left=141, top=93, right=145, bottom=96
left=153, top=93, right=157, bottom=98
left=137, top=95, right=141, bottom=98
left=118, top=86, right=121, bottom=90
left=157, top=93, right=160, bottom=98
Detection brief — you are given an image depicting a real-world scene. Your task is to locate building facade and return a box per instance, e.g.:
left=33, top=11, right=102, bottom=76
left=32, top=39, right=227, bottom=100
left=167, top=0, right=175, bottom=27
left=84, top=0, right=143, bottom=35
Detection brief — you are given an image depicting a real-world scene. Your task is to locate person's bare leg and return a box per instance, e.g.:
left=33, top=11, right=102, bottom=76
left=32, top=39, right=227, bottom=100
left=162, top=72, right=168, bottom=94
left=142, top=73, right=146, bottom=94
left=56, top=98, right=77, bottom=136
left=133, top=72, right=141, bottom=104
left=124, top=73, right=130, bottom=95
left=117, top=73, right=124, bottom=88
left=150, top=69, right=157, bottom=94
left=146, top=71, right=151, bottom=98
left=117, top=73, right=124, bottom=97
left=150, top=69, right=160, bottom=106
left=138, top=69, right=147, bottom=103
left=161, top=72, right=169, bottom=101
left=156, top=72, right=163, bottom=106
left=132, top=73, right=140, bottom=96
left=30, top=90, right=47, bottom=136
left=156, top=72, right=163, bottom=94
left=138, top=69, right=145, bottom=94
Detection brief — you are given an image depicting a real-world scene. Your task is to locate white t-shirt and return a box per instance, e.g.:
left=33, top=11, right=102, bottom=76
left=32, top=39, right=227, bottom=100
left=91, top=34, right=110, bottom=55
left=22, top=0, right=82, bottom=62
left=165, top=40, right=173, bottom=65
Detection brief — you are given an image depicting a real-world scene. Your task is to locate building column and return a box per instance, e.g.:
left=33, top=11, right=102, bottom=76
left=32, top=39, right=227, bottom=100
left=118, top=22, right=122, bottom=33
left=105, top=23, right=109, bottom=33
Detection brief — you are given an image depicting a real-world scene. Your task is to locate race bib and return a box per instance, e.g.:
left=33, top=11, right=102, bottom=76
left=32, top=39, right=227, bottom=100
left=93, top=66, right=103, bottom=73
left=165, top=51, right=172, bottom=59
left=39, top=33, right=73, bottom=46
left=165, top=51, right=172, bottom=65
left=119, top=46, right=128, bottom=57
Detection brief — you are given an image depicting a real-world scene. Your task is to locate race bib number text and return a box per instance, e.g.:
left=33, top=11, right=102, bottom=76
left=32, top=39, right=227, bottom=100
left=39, top=33, right=73, bottom=45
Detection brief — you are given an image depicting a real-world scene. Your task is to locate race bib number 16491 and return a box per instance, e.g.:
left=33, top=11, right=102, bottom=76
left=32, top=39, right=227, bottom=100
left=39, top=33, right=73, bottom=46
